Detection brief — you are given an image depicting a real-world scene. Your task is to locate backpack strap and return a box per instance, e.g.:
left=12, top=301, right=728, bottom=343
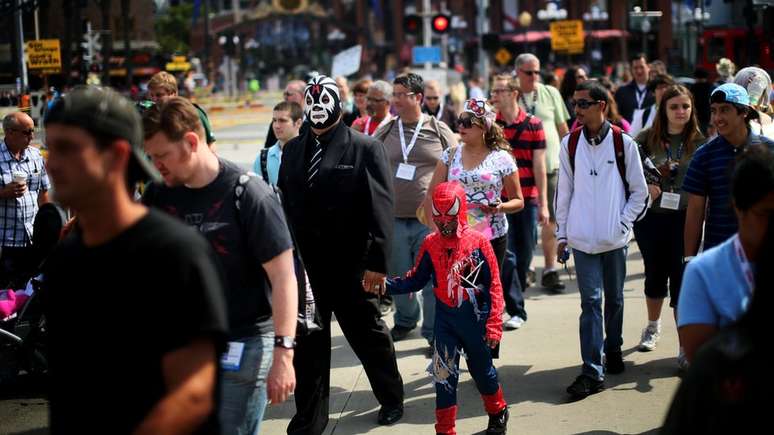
left=568, top=127, right=582, bottom=175
left=510, top=114, right=533, bottom=146
left=611, top=125, right=630, bottom=200
left=259, top=148, right=270, bottom=184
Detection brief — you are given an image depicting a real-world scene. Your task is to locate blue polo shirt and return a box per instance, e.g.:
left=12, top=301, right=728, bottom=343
left=681, top=132, right=774, bottom=250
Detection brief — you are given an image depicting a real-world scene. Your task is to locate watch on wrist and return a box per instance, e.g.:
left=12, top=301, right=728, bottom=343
left=274, top=336, right=296, bottom=349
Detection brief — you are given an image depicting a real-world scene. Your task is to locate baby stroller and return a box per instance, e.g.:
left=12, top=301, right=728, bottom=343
left=0, top=203, right=67, bottom=385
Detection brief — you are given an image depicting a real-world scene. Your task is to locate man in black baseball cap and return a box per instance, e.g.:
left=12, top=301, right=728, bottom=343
left=41, top=85, right=229, bottom=434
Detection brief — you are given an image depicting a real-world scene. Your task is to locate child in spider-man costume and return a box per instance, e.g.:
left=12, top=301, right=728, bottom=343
left=381, top=181, right=508, bottom=435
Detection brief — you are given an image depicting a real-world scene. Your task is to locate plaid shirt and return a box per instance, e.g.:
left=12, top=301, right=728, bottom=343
left=1, top=140, right=50, bottom=247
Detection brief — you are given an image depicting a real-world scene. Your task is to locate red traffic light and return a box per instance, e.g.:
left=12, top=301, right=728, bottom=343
left=404, top=14, right=421, bottom=34
left=432, top=14, right=450, bottom=33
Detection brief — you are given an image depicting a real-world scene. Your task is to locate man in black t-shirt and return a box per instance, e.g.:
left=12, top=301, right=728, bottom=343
left=42, top=86, right=228, bottom=434
left=141, top=97, right=298, bottom=435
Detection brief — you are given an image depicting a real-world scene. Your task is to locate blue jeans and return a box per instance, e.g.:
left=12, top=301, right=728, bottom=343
left=219, top=333, right=274, bottom=435
left=572, top=247, right=626, bottom=381
left=391, top=218, right=435, bottom=342
left=501, top=201, right=538, bottom=319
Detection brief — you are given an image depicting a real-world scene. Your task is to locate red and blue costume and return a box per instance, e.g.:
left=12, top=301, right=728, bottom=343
left=387, top=182, right=508, bottom=435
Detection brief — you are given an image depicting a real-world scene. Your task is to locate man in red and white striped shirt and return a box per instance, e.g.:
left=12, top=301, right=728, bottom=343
left=491, top=74, right=549, bottom=330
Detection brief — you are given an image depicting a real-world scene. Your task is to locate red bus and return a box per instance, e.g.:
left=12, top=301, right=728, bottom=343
left=699, top=28, right=773, bottom=78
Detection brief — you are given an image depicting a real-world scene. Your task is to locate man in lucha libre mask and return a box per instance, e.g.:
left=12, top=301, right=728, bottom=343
left=278, top=75, right=405, bottom=434
left=373, top=181, right=509, bottom=435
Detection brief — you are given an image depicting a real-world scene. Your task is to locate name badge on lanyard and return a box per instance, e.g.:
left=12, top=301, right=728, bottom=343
left=396, top=115, right=423, bottom=181
left=660, top=192, right=680, bottom=210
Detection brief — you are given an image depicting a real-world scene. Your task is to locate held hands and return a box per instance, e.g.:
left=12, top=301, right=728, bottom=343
left=362, top=270, right=387, bottom=295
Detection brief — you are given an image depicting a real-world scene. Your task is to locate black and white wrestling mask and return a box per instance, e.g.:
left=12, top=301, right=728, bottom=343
left=304, top=75, right=341, bottom=129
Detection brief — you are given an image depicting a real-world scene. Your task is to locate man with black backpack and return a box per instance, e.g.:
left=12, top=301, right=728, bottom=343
left=253, top=101, right=303, bottom=186
left=141, top=97, right=298, bottom=435
left=491, top=74, right=549, bottom=331
left=555, top=80, right=649, bottom=400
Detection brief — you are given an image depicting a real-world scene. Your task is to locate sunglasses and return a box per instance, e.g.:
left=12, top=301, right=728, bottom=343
left=283, top=91, right=299, bottom=97
left=570, top=99, right=602, bottom=109
left=520, top=69, right=540, bottom=76
left=456, top=115, right=477, bottom=129
left=425, top=96, right=440, bottom=100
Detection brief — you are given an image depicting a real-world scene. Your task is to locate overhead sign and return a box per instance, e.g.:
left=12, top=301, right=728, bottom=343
left=331, top=45, right=362, bottom=78
left=550, top=20, right=584, bottom=54
left=412, top=46, right=443, bottom=65
left=26, top=39, right=61, bottom=72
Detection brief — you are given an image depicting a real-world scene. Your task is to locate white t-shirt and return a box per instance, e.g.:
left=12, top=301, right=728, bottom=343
left=442, top=146, right=517, bottom=240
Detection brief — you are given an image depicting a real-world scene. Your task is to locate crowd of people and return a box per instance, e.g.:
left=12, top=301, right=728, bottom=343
left=1, top=51, right=773, bottom=435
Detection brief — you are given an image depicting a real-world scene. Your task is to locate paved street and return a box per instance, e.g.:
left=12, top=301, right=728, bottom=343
left=0, top=105, right=681, bottom=435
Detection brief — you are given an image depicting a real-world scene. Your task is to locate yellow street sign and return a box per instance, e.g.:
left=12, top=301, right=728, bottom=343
left=166, top=62, right=192, bottom=72
left=495, top=48, right=512, bottom=66
left=26, top=39, right=61, bottom=72
left=550, top=20, right=584, bottom=53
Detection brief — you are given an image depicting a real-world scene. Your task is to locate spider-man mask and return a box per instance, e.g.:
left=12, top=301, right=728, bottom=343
left=304, top=75, right=341, bottom=129
left=432, top=181, right=468, bottom=239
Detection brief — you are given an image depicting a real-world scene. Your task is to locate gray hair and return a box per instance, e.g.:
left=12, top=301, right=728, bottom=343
left=515, top=53, right=540, bottom=69
left=369, top=80, right=393, bottom=97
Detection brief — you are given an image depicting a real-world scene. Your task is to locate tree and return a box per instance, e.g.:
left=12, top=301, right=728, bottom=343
left=155, top=3, right=192, bottom=55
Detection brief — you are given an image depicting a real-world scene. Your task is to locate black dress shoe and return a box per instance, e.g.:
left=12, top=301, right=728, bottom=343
left=566, top=375, right=604, bottom=399
left=486, top=406, right=509, bottom=434
left=377, top=404, right=404, bottom=425
left=390, top=325, right=414, bottom=342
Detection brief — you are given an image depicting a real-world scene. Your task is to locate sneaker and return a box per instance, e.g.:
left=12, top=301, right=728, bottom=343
left=638, top=325, right=661, bottom=352
left=541, top=270, right=566, bottom=291
left=527, top=267, right=537, bottom=286
left=390, top=325, right=414, bottom=342
left=677, top=349, right=690, bottom=372
left=566, top=375, right=604, bottom=399
left=605, top=350, right=625, bottom=374
left=485, top=407, right=509, bottom=435
left=503, top=316, right=525, bottom=331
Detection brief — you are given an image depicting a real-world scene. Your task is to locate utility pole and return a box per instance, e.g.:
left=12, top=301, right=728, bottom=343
left=476, top=0, right=489, bottom=86
left=204, top=0, right=211, bottom=81
left=422, top=0, right=432, bottom=70
left=14, top=0, right=28, bottom=92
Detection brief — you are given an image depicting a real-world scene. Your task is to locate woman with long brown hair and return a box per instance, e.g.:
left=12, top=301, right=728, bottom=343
left=633, top=85, right=705, bottom=369
left=426, top=98, right=525, bottom=270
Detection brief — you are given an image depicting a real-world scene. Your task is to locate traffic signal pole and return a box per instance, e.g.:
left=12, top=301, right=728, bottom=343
left=15, top=0, right=28, bottom=92
left=423, top=0, right=432, bottom=70
left=477, top=0, right=489, bottom=87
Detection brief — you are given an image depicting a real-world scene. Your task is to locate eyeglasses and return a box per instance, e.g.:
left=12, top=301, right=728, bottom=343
left=11, top=128, right=34, bottom=136
left=424, top=96, right=440, bottom=101
left=392, top=92, right=416, bottom=99
left=366, top=97, right=387, bottom=103
left=283, top=91, right=299, bottom=97
left=570, top=99, right=602, bottom=109
left=520, top=69, right=540, bottom=76
left=456, top=115, right=476, bottom=129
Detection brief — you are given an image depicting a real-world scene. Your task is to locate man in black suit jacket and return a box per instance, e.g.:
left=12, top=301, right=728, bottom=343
left=278, top=75, right=404, bottom=435
left=615, top=53, right=655, bottom=124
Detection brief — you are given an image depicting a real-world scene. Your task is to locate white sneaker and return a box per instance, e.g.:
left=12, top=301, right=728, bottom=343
left=638, top=325, right=661, bottom=351
left=504, top=316, right=525, bottom=330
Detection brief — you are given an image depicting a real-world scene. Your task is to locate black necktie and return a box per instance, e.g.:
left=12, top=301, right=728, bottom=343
left=307, top=136, right=322, bottom=187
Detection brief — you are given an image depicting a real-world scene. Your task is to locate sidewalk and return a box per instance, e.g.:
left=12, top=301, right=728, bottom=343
left=262, top=242, right=679, bottom=435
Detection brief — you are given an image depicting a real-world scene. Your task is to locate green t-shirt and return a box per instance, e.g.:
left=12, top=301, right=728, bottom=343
left=635, top=128, right=704, bottom=212
left=518, top=83, right=570, bottom=172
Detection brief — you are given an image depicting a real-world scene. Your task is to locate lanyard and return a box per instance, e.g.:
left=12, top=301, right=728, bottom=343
left=733, top=234, right=755, bottom=291
left=398, top=114, right=424, bottom=163
left=635, top=87, right=647, bottom=109
left=365, top=115, right=390, bottom=137
left=520, top=91, right=538, bottom=115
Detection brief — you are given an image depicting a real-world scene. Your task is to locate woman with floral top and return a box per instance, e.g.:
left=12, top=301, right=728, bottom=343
left=426, top=98, right=525, bottom=269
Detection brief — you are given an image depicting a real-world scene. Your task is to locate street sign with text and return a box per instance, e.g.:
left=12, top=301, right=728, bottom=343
left=550, top=20, right=584, bottom=54
left=26, top=39, right=61, bottom=72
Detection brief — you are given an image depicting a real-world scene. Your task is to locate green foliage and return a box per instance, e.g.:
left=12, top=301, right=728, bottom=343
left=155, top=3, right=193, bottom=55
